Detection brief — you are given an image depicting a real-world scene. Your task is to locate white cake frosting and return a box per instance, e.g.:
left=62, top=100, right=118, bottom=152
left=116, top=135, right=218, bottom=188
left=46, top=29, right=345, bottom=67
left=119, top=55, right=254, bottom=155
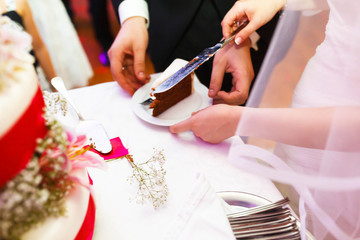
left=0, top=60, right=90, bottom=240
left=22, top=169, right=90, bottom=240
left=151, top=58, right=189, bottom=89
left=0, top=17, right=91, bottom=239
left=0, top=67, right=90, bottom=240
left=0, top=61, right=38, bottom=138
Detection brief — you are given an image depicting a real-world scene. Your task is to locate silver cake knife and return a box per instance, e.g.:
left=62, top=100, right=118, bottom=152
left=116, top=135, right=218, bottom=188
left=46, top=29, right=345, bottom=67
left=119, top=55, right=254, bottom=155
left=51, top=77, right=112, bottom=154
left=152, top=20, right=249, bottom=94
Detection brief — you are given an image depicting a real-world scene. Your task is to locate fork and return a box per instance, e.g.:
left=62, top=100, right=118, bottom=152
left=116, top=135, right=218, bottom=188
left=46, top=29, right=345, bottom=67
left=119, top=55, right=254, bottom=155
left=140, top=96, right=154, bottom=105
left=226, top=198, right=301, bottom=239
left=228, top=209, right=292, bottom=224
left=51, top=77, right=112, bottom=154
left=227, top=197, right=289, bottom=218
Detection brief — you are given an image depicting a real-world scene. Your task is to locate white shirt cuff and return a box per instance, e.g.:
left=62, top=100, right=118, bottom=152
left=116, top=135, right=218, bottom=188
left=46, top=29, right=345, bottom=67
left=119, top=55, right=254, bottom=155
left=118, top=0, right=150, bottom=28
left=249, top=32, right=260, bottom=51
left=285, top=0, right=328, bottom=10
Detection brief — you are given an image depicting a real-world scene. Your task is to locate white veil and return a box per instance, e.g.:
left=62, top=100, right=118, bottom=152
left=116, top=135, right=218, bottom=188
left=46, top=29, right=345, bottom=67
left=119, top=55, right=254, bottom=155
left=229, top=0, right=360, bottom=239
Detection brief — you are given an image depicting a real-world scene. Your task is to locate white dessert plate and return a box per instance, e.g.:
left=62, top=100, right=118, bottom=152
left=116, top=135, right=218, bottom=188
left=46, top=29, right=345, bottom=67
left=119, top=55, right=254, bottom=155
left=131, top=73, right=212, bottom=126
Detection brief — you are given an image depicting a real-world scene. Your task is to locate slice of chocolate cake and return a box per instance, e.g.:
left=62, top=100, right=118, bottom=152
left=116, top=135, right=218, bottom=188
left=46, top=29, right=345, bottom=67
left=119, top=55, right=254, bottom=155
left=149, top=59, right=194, bottom=117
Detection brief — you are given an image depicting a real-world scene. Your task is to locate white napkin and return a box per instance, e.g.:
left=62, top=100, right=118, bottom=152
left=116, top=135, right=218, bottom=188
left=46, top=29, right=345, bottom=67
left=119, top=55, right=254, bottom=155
left=163, top=173, right=236, bottom=240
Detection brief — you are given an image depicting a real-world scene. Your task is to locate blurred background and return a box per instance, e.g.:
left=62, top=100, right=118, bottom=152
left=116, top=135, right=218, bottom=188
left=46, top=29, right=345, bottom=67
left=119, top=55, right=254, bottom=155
left=68, top=0, right=154, bottom=86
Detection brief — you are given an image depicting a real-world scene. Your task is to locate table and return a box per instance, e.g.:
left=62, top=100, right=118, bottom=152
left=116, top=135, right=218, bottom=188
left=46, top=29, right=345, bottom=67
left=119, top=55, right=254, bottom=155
left=65, top=81, right=283, bottom=239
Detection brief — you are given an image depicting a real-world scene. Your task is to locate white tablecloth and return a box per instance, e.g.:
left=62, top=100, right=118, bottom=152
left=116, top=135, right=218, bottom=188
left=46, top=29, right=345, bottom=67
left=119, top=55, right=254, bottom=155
left=64, top=81, right=283, bottom=239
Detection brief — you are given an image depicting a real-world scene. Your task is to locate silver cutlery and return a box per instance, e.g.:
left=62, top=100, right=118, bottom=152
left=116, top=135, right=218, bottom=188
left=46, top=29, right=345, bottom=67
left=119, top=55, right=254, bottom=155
left=140, top=96, right=154, bottom=105
left=51, top=77, right=112, bottom=154
left=229, top=209, right=292, bottom=224
left=227, top=197, right=289, bottom=218
left=226, top=197, right=301, bottom=239
left=232, top=220, right=297, bottom=235
left=234, top=228, right=300, bottom=239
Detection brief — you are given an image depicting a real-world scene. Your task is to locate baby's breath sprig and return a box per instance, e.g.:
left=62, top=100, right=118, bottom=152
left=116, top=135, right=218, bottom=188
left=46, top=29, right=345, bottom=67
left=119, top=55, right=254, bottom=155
left=126, top=148, right=168, bottom=209
left=42, top=91, right=67, bottom=117
left=0, top=118, right=72, bottom=240
left=0, top=107, right=97, bottom=239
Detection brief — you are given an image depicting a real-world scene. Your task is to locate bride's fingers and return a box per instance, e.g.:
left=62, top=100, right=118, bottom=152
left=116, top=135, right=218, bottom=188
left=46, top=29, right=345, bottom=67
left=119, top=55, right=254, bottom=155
left=234, top=20, right=260, bottom=45
left=169, top=118, right=192, bottom=133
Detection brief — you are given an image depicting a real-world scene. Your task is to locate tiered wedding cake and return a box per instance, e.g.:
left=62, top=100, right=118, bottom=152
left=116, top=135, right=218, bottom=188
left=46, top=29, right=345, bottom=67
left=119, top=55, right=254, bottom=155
left=0, top=16, right=99, bottom=240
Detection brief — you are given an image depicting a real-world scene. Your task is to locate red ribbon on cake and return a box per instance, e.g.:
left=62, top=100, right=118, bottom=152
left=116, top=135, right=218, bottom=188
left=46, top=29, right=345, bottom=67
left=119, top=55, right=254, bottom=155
left=74, top=175, right=96, bottom=240
left=75, top=137, right=131, bottom=239
left=0, top=87, right=47, bottom=188
left=74, top=194, right=96, bottom=240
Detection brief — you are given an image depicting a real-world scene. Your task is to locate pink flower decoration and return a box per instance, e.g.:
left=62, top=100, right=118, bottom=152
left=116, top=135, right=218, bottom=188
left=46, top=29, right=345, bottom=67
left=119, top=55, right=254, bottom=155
left=66, top=133, right=107, bottom=172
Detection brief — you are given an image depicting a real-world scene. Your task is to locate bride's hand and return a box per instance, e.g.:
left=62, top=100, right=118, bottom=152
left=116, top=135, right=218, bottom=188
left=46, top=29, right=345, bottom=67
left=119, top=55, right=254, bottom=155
left=222, top=0, right=286, bottom=45
left=169, top=105, right=243, bottom=143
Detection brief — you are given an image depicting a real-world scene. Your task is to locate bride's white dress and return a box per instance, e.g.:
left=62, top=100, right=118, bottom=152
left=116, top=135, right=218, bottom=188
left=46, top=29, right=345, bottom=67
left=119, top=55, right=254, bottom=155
left=232, top=0, right=360, bottom=239
left=28, top=0, right=93, bottom=89
left=292, top=0, right=360, bottom=108
left=276, top=0, right=360, bottom=239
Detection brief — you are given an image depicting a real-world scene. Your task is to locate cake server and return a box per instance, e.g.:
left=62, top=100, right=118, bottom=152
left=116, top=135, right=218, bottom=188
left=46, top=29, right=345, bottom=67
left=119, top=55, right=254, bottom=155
left=152, top=20, right=249, bottom=94
left=51, top=77, right=112, bottom=154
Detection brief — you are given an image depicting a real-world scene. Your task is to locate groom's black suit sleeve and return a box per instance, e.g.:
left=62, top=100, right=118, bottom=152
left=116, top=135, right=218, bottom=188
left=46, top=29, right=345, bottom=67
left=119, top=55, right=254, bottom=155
left=111, top=0, right=279, bottom=93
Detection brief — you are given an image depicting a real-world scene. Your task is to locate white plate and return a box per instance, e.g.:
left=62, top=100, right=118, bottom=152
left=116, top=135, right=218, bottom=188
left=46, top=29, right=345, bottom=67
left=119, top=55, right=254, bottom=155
left=131, top=73, right=212, bottom=126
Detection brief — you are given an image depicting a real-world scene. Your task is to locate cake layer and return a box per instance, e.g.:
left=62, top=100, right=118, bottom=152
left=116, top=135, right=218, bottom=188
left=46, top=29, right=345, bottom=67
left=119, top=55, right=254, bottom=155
left=150, top=73, right=193, bottom=116
left=0, top=65, right=47, bottom=188
left=149, top=59, right=194, bottom=117
left=22, top=168, right=91, bottom=240
left=0, top=64, right=39, bottom=137
left=0, top=20, right=94, bottom=240
left=74, top=194, right=96, bottom=240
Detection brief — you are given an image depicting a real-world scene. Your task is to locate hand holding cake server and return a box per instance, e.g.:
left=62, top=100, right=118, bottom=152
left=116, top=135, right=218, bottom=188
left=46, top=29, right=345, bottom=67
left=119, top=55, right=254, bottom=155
left=152, top=20, right=249, bottom=95
left=108, top=0, right=261, bottom=106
